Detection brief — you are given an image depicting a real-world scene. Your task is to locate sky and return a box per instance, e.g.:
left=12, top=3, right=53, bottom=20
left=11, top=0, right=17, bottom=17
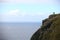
left=0, top=0, right=60, bottom=22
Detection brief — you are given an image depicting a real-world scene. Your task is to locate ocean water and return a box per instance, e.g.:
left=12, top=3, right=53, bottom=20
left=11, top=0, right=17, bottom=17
left=0, top=22, right=41, bottom=40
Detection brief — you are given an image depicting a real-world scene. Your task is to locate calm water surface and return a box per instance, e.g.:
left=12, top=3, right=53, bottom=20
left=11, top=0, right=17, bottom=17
left=0, top=22, right=41, bottom=40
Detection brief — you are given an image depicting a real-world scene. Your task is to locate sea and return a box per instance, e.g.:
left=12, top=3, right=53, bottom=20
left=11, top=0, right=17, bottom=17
left=0, top=22, right=41, bottom=40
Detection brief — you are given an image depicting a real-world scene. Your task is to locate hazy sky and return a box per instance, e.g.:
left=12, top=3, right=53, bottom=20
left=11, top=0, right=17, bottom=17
left=0, top=0, right=60, bottom=22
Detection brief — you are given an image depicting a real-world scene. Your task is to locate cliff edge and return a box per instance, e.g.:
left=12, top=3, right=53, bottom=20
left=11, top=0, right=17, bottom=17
left=31, top=13, right=60, bottom=40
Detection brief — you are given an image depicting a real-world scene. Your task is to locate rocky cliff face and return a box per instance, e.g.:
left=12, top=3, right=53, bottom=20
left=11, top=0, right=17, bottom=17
left=31, top=13, right=60, bottom=40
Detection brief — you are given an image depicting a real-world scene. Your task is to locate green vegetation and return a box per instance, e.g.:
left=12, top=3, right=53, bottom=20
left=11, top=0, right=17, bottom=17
left=31, top=13, right=60, bottom=40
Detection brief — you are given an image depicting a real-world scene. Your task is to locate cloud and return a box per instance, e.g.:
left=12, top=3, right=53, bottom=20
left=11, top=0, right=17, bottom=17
left=2, top=9, right=45, bottom=17
left=1, top=9, right=50, bottom=18
left=1, top=9, right=26, bottom=17
left=0, top=0, right=53, bottom=4
left=8, top=9, right=19, bottom=16
left=0, top=9, right=50, bottom=22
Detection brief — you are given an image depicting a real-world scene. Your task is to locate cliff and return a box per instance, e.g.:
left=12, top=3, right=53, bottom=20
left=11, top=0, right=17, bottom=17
left=31, top=13, right=60, bottom=40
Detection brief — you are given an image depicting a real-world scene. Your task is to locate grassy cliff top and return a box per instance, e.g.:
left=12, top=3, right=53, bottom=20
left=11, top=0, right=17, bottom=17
left=31, top=13, right=60, bottom=40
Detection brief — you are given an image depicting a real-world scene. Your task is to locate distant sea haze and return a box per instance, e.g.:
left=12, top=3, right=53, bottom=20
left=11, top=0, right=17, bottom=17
left=0, top=22, right=41, bottom=40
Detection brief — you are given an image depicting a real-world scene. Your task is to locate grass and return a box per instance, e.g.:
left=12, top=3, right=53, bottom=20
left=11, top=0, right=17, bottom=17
left=31, top=13, right=60, bottom=40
